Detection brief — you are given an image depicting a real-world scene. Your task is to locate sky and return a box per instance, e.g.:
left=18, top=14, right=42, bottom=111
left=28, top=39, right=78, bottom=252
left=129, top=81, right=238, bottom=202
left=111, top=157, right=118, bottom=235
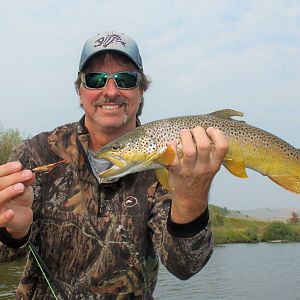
left=0, top=0, right=300, bottom=210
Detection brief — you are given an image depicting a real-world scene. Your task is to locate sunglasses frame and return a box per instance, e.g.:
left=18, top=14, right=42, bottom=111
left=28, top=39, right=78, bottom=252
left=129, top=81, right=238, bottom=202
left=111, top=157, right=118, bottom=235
left=81, top=71, right=141, bottom=90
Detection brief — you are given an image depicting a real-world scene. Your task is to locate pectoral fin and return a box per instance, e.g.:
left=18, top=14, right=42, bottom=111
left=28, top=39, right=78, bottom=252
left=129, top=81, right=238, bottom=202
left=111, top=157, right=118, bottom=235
left=156, top=145, right=176, bottom=166
left=155, top=168, right=170, bottom=191
left=223, top=159, right=248, bottom=178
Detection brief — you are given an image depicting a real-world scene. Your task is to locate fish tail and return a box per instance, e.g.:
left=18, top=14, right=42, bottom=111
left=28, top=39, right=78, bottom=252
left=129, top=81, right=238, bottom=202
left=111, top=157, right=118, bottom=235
left=268, top=174, right=300, bottom=194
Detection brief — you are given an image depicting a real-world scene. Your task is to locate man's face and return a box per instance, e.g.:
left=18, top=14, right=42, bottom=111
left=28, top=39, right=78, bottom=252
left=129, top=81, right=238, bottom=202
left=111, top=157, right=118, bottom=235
left=79, top=54, right=143, bottom=134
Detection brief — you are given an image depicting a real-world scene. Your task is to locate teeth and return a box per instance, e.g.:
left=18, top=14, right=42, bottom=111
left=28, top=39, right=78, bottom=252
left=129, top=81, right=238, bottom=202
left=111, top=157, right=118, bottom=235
left=101, top=105, right=120, bottom=110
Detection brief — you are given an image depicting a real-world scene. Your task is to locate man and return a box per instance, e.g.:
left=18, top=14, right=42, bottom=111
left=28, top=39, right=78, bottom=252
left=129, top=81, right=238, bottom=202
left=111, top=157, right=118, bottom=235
left=0, top=31, right=227, bottom=299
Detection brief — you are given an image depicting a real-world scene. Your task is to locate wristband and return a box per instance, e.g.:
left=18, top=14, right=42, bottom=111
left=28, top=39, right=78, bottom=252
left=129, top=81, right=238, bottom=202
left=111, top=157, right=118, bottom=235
left=0, top=227, right=31, bottom=249
left=167, top=208, right=209, bottom=238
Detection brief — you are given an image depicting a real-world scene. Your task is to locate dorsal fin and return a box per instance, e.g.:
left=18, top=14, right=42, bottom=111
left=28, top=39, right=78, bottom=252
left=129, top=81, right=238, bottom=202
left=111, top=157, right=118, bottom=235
left=209, top=109, right=244, bottom=120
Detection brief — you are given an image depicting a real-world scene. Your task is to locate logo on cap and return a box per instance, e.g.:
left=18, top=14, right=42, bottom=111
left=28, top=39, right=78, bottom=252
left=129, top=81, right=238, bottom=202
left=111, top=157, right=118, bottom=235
left=94, top=34, right=126, bottom=48
left=124, top=196, right=138, bottom=208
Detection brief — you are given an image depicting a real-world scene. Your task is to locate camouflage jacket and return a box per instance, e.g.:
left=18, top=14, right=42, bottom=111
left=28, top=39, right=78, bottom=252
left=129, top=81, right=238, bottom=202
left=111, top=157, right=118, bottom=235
left=0, top=117, right=213, bottom=300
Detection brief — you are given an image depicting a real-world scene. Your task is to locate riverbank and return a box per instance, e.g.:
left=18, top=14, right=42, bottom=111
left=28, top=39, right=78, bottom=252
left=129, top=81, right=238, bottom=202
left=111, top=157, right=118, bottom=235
left=210, top=205, right=300, bottom=244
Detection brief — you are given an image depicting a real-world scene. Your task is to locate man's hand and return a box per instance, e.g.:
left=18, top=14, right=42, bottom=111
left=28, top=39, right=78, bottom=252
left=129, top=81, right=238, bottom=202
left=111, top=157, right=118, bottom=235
left=168, top=127, right=227, bottom=224
left=0, top=161, right=34, bottom=239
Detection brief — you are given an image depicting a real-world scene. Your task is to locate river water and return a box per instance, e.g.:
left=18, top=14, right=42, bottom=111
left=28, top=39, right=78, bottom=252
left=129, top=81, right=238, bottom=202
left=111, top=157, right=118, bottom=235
left=1, top=243, right=300, bottom=299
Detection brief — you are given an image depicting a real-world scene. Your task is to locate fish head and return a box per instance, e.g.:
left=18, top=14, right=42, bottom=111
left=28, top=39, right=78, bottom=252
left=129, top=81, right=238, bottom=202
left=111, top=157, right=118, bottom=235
left=94, top=129, right=161, bottom=179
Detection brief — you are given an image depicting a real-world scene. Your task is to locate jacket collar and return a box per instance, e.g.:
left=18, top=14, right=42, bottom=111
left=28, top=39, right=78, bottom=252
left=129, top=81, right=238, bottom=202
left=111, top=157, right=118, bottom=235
left=48, top=115, right=141, bottom=168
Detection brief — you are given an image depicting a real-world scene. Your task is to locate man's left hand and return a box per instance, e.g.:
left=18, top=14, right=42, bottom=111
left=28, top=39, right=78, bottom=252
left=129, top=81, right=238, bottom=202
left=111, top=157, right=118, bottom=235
left=168, top=126, right=228, bottom=224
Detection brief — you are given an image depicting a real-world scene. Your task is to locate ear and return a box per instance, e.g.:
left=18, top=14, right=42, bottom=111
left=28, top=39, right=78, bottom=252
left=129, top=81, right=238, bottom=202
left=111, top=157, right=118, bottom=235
left=137, top=95, right=144, bottom=116
left=79, top=91, right=84, bottom=107
left=78, top=84, right=83, bottom=96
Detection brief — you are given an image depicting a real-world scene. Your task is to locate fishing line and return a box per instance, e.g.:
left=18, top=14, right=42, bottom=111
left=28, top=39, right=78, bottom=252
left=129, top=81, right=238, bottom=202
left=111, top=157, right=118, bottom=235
left=29, top=242, right=68, bottom=300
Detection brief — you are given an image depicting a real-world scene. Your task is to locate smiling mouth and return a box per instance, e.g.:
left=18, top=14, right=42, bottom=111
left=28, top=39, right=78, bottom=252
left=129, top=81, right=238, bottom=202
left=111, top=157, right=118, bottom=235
left=100, top=104, right=124, bottom=110
left=94, top=99, right=128, bottom=109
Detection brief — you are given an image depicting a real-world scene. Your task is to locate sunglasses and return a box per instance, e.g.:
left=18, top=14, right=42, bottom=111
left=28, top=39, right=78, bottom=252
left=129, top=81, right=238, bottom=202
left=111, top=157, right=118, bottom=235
left=81, top=71, right=141, bottom=90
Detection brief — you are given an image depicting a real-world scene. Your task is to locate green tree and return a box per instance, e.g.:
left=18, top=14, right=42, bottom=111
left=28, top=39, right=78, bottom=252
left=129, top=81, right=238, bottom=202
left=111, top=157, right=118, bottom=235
left=209, top=205, right=225, bottom=226
left=0, top=124, right=24, bottom=164
left=262, top=221, right=295, bottom=242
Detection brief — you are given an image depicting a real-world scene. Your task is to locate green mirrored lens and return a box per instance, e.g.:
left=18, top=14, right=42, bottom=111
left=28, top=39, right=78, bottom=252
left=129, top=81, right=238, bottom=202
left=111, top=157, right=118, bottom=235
left=114, top=72, right=138, bottom=88
left=85, top=73, right=107, bottom=88
left=83, top=72, right=139, bottom=89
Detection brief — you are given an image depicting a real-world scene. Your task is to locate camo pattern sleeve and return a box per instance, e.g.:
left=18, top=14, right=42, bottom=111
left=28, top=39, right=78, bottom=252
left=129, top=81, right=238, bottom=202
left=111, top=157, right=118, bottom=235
left=148, top=186, right=213, bottom=280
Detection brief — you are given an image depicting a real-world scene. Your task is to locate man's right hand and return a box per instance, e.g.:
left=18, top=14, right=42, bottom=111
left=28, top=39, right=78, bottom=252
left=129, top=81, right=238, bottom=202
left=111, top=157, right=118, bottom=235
left=0, top=161, right=34, bottom=240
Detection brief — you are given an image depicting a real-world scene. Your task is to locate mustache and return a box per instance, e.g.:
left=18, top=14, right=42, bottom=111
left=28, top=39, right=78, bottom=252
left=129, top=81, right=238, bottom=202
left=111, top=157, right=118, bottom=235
left=94, top=98, right=128, bottom=108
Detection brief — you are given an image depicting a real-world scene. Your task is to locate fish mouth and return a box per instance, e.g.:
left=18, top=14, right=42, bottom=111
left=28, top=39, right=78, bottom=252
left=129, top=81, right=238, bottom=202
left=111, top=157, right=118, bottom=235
left=99, top=164, right=131, bottom=178
left=97, top=153, right=159, bottom=179
left=101, top=154, right=127, bottom=168
left=97, top=154, right=134, bottom=179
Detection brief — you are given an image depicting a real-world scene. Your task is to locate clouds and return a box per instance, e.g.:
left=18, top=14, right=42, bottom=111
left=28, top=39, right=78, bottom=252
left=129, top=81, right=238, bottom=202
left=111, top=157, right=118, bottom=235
left=1, top=0, right=299, bottom=209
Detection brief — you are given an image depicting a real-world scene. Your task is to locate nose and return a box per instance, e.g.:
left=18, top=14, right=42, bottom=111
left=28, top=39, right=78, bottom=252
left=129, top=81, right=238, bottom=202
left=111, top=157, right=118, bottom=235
left=102, top=78, right=120, bottom=98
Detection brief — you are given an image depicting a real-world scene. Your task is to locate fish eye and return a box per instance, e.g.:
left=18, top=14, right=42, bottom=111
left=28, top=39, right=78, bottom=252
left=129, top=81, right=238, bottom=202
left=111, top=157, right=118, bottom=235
left=112, top=144, right=121, bottom=151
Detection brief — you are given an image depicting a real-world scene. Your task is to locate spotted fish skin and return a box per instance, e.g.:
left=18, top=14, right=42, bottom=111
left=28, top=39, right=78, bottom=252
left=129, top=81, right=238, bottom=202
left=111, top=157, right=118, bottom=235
left=95, top=109, right=300, bottom=194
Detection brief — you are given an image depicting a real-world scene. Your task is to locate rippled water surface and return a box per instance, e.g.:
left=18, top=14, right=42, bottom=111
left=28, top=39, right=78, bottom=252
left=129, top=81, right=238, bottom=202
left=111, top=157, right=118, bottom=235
left=154, top=243, right=300, bottom=300
left=0, top=258, right=24, bottom=300
left=1, top=243, right=300, bottom=299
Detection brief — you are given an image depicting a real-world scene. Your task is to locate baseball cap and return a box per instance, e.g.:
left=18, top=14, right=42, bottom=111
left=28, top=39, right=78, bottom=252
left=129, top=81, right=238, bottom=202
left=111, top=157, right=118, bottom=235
left=78, top=31, right=143, bottom=71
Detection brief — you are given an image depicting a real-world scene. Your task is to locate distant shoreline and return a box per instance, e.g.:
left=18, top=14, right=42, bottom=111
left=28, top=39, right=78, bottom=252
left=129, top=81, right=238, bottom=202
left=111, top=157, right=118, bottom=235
left=210, top=205, right=300, bottom=244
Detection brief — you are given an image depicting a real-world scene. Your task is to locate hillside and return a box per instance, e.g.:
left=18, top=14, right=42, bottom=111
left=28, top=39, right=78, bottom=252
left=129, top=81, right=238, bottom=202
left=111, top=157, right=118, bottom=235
left=210, top=205, right=300, bottom=221
left=239, top=208, right=300, bottom=221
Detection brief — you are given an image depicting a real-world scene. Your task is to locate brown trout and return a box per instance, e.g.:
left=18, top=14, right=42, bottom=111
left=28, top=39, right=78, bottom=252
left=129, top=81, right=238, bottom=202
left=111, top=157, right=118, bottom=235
left=95, top=109, right=300, bottom=194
